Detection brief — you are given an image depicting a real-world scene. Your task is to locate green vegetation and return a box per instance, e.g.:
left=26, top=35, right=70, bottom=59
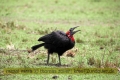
left=0, top=0, right=120, bottom=80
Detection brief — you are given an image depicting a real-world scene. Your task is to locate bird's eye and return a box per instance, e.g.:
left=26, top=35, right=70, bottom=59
left=70, top=29, right=72, bottom=32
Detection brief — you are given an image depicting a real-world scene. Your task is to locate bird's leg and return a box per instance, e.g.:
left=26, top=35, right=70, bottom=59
left=58, top=54, right=61, bottom=65
left=47, top=53, right=50, bottom=64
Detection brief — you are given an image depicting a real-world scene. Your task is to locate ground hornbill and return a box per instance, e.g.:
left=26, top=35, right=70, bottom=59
left=29, top=26, right=80, bottom=65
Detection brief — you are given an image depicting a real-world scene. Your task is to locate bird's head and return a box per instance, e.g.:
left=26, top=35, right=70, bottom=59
left=66, top=26, right=80, bottom=42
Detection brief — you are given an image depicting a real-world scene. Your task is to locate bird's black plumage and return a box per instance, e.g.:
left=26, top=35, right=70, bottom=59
left=31, top=26, right=80, bottom=65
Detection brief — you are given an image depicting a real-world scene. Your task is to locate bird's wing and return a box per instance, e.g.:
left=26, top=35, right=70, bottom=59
left=38, top=31, right=69, bottom=47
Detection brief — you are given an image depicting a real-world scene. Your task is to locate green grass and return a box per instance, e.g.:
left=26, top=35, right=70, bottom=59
left=1, top=74, right=120, bottom=80
left=0, top=0, right=120, bottom=80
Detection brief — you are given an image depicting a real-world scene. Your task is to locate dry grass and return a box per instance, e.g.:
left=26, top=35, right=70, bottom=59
left=64, top=48, right=78, bottom=57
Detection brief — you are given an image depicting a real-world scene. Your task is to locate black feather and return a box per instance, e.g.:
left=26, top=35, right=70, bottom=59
left=31, top=30, right=76, bottom=65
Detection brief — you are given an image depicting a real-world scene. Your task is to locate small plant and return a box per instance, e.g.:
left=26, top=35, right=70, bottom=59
left=78, top=61, right=84, bottom=68
left=95, top=59, right=102, bottom=68
left=6, top=21, right=16, bottom=30
left=87, top=57, right=95, bottom=66
left=104, top=60, right=110, bottom=68
left=114, top=46, right=120, bottom=51
left=104, top=59, right=119, bottom=68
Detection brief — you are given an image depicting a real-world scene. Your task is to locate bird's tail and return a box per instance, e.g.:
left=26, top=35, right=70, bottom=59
left=31, top=43, right=45, bottom=51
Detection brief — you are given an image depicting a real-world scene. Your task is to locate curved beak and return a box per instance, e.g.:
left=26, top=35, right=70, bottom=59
left=70, top=26, right=80, bottom=35
left=71, top=26, right=79, bottom=31
left=73, top=30, right=80, bottom=35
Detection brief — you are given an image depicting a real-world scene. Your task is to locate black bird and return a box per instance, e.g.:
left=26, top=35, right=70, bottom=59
left=30, top=26, right=80, bottom=65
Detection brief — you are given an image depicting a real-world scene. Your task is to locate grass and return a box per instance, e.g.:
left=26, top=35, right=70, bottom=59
left=0, top=0, right=120, bottom=80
